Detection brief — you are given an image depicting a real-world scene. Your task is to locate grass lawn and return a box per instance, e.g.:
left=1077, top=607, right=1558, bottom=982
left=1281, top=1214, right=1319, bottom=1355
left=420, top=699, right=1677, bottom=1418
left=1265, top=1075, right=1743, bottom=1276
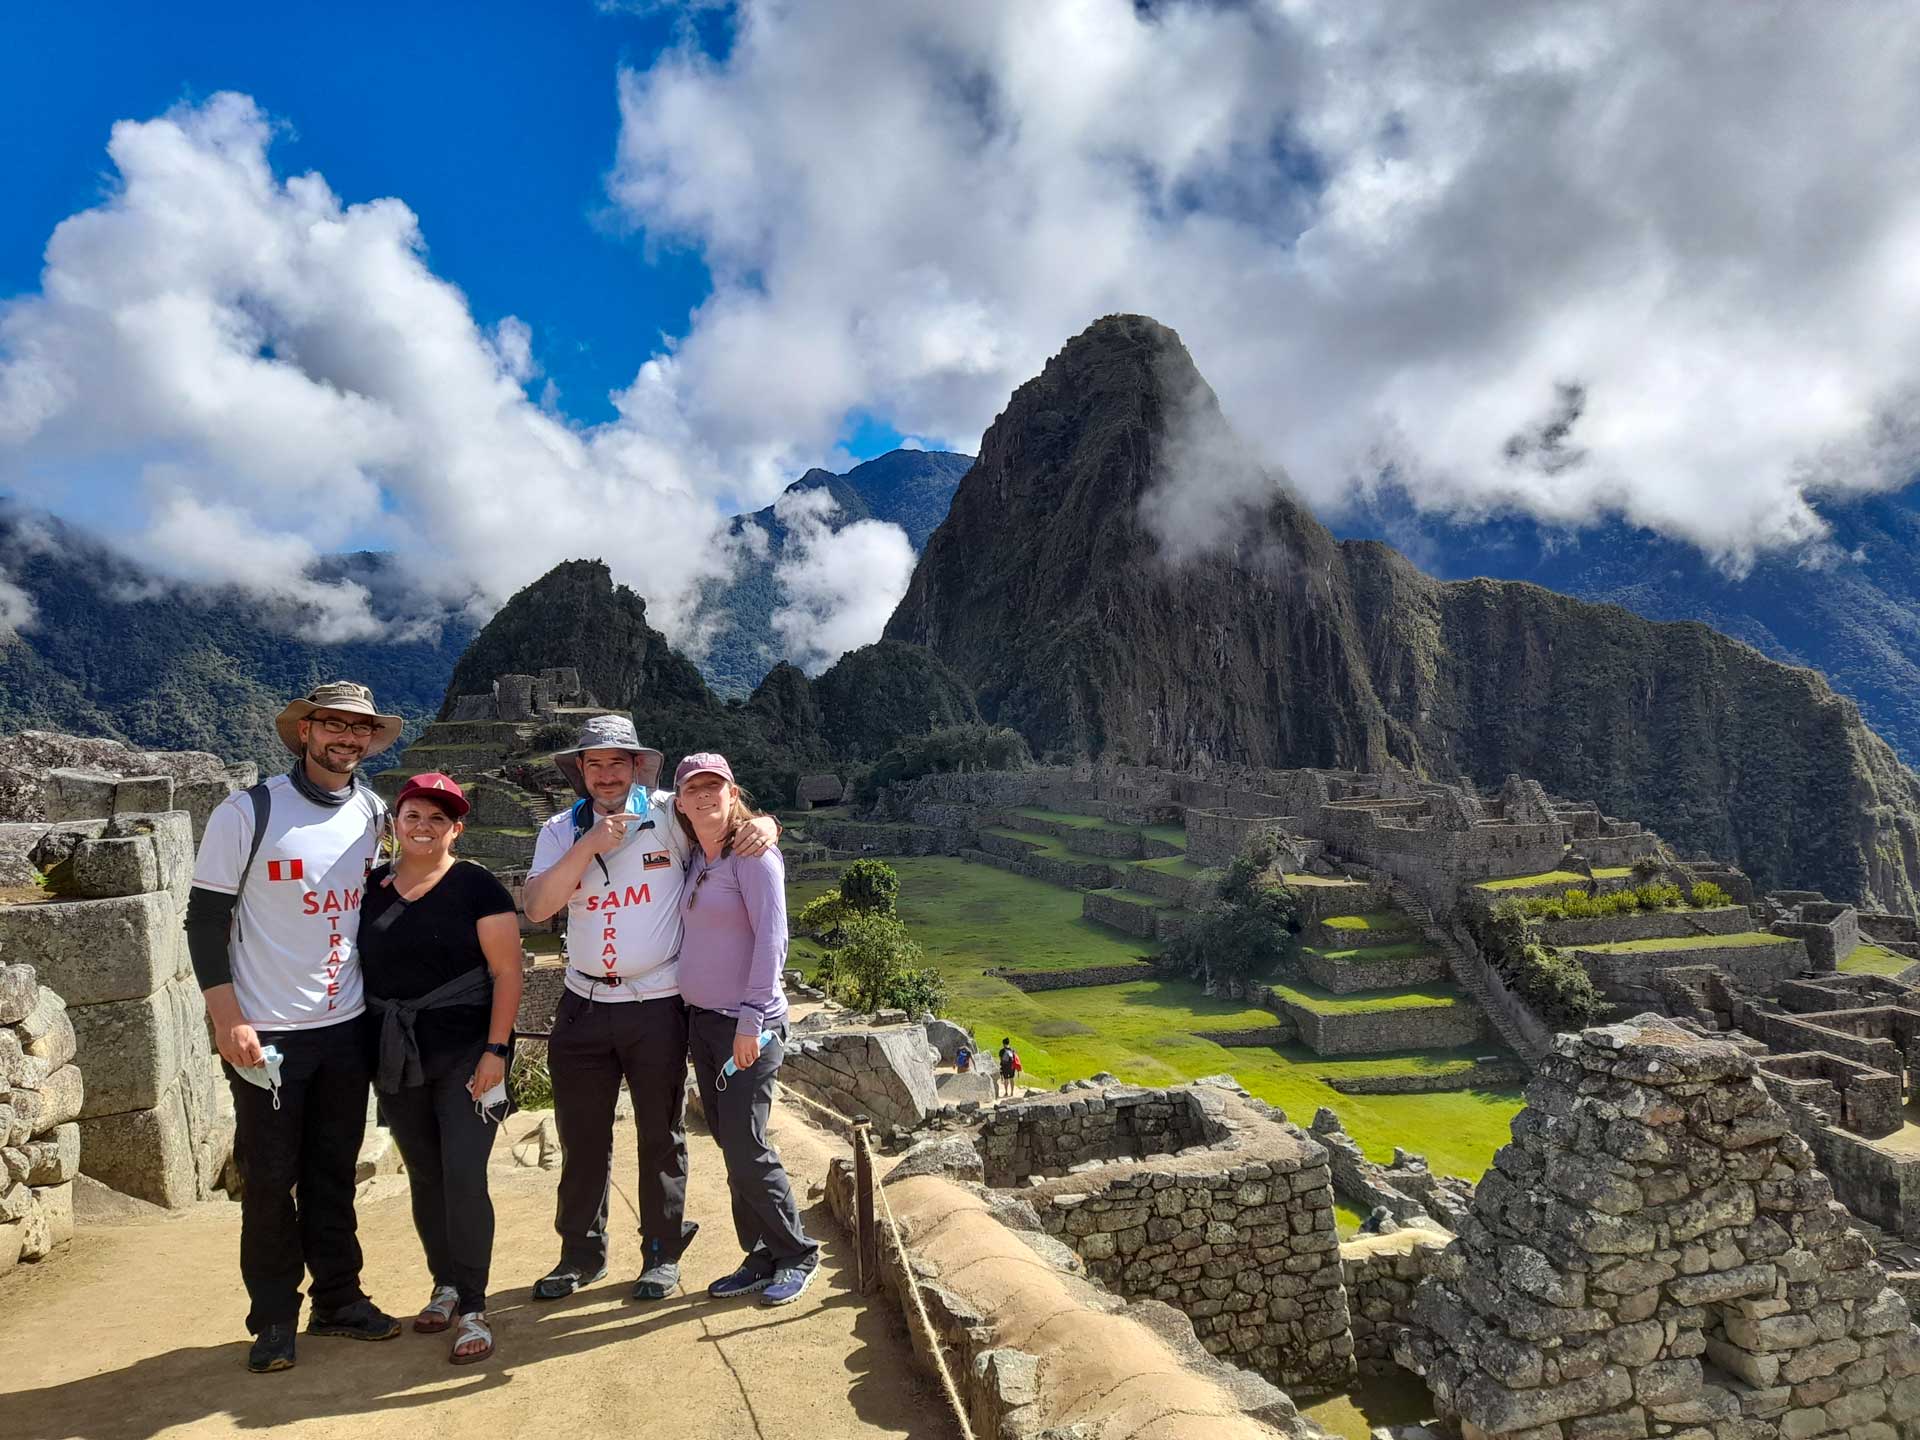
left=1087, top=886, right=1174, bottom=909
left=789, top=856, right=1159, bottom=974
left=1285, top=873, right=1366, bottom=888
left=1476, top=869, right=1589, bottom=892
left=1139, top=822, right=1188, bottom=850
left=1322, top=911, right=1419, bottom=934
left=1572, top=931, right=1796, bottom=955
left=979, top=825, right=1115, bottom=870
left=1010, top=806, right=1126, bottom=832
left=787, top=855, right=1521, bottom=1180
left=1133, top=854, right=1210, bottom=880
left=1303, top=941, right=1434, bottom=966
left=1592, top=866, right=1635, bottom=879
left=522, top=932, right=563, bottom=955
left=1843, top=943, right=1916, bottom=977
left=1266, top=978, right=1465, bottom=1014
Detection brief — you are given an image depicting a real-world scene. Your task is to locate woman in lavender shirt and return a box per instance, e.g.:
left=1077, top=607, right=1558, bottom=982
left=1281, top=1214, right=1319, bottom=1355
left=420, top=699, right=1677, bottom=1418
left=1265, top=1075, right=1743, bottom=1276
left=673, top=752, right=820, bottom=1307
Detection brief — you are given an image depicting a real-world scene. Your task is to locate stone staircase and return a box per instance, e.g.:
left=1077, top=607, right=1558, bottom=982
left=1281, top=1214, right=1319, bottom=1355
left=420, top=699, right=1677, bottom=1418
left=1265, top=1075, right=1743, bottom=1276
left=1384, top=881, right=1552, bottom=1067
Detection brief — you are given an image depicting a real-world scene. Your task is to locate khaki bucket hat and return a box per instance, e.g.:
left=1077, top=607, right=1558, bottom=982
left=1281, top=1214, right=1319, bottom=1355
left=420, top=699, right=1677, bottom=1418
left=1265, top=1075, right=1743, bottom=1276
left=550, top=713, right=663, bottom=796
left=274, top=681, right=406, bottom=758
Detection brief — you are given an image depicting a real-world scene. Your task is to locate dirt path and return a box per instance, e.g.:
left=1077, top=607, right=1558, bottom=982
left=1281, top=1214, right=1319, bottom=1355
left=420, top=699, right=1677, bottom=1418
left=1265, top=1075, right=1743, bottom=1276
left=0, top=1100, right=946, bottom=1440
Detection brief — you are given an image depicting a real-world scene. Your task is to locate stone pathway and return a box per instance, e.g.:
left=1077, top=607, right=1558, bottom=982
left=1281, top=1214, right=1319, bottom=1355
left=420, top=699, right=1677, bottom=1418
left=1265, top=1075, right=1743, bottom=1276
left=0, top=1100, right=944, bottom=1440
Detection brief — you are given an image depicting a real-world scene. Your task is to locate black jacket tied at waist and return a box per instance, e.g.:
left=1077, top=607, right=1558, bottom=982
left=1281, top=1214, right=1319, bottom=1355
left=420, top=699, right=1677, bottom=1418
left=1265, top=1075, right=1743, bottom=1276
left=365, top=966, right=494, bottom=1094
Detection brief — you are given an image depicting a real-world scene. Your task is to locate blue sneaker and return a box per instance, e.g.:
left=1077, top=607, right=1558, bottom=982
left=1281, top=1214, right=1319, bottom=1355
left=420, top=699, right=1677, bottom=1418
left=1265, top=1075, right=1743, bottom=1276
left=760, top=1265, right=817, bottom=1307
left=707, top=1262, right=775, bottom=1300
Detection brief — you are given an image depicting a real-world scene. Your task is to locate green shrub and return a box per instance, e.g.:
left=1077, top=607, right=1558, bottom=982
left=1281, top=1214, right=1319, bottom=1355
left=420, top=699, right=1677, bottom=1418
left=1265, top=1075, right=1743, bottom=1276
left=818, top=913, right=947, bottom=1015
left=1471, top=902, right=1605, bottom=1031
left=1690, top=880, right=1732, bottom=909
left=855, top=723, right=1034, bottom=804
left=839, top=859, right=900, bottom=917
left=510, top=1043, right=554, bottom=1109
left=795, top=891, right=851, bottom=940
left=1633, top=882, right=1684, bottom=911
left=1155, top=831, right=1303, bottom=986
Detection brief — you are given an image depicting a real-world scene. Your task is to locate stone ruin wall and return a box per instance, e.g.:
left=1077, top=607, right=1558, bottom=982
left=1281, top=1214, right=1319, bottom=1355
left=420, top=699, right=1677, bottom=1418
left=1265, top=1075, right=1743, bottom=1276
left=0, top=772, right=236, bottom=1210
left=0, top=964, right=80, bottom=1273
left=981, top=1082, right=1355, bottom=1395
left=1398, top=1016, right=1920, bottom=1440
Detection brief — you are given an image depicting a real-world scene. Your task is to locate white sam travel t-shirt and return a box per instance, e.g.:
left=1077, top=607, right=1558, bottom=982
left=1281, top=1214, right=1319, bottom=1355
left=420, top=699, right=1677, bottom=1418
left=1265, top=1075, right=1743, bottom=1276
left=191, top=774, right=385, bottom=1029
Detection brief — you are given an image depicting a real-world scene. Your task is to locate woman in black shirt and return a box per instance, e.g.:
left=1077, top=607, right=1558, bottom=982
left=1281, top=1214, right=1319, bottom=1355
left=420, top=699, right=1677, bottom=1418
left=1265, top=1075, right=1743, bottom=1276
left=360, top=772, right=522, bottom=1365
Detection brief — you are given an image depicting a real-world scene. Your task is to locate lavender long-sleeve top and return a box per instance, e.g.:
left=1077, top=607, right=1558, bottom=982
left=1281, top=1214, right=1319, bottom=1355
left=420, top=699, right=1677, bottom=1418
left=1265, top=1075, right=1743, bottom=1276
left=676, top=844, right=790, bottom=1038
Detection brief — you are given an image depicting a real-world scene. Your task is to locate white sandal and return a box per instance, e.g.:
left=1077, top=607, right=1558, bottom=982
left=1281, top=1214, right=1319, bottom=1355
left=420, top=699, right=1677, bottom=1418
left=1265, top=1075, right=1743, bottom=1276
left=414, top=1285, right=460, bottom=1334
left=449, top=1310, right=494, bottom=1366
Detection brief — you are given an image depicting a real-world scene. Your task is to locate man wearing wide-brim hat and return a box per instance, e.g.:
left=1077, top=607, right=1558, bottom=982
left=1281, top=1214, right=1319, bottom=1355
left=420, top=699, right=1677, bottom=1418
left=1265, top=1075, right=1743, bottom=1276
left=185, top=682, right=407, bottom=1373
left=523, top=713, right=778, bottom=1303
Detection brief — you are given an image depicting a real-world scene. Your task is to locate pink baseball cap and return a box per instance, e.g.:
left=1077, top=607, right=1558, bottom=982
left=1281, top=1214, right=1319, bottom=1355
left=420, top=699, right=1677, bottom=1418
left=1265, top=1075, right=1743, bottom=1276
left=673, top=752, right=735, bottom=789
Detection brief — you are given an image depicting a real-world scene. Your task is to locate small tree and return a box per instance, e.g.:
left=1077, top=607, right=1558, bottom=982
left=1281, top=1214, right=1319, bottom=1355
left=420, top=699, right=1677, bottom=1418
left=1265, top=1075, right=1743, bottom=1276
left=839, top=859, right=900, bottom=917
left=822, top=913, right=947, bottom=1015
left=1155, top=831, right=1303, bottom=989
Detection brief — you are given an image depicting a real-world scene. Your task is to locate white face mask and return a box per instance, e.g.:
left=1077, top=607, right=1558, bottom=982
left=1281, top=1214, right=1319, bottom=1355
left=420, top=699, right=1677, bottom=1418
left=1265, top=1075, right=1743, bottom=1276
left=234, top=1045, right=285, bottom=1110
left=472, top=1077, right=508, bottom=1123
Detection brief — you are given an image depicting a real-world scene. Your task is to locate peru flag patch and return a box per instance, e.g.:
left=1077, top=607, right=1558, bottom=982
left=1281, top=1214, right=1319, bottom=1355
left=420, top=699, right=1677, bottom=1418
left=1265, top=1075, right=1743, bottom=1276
left=267, top=859, right=304, bottom=882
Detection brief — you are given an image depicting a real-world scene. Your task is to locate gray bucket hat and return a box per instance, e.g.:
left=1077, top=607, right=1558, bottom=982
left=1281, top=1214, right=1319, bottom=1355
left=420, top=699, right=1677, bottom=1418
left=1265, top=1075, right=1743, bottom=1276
left=549, top=714, right=663, bottom=796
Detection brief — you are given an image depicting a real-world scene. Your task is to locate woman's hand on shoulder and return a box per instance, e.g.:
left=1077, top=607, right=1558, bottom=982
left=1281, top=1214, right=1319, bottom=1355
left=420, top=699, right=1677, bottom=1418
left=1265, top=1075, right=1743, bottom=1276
left=730, top=813, right=781, bottom=857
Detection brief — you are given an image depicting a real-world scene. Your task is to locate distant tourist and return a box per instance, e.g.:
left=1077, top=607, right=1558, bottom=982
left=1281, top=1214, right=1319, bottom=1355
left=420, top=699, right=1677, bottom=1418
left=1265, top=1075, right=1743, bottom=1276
left=997, top=1037, right=1021, bottom=1098
left=672, top=753, right=819, bottom=1306
left=185, top=681, right=405, bottom=1374
left=361, top=773, right=523, bottom=1365
left=521, top=716, right=778, bottom=1302
left=955, top=1045, right=973, bottom=1073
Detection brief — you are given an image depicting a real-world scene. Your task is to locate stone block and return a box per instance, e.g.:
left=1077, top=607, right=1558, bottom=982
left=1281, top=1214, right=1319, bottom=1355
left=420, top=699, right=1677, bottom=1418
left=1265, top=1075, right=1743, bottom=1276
left=0, top=890, right=181, bottom=1005
left=23, top=1122, right=79, bottom=1183
left=111, top=776, right=175, bottom=816
left=31, top=1180, right=73, bottom=1248
left=0, top=963, right=37, bottom=1025
left=64, top=834, right=162, bottom=898
left=69, top=983, right=185, bottom=1118
left=107, top=811, right=194, bottom=901
left=0, top=1216, right=22, bottom=1274
left=44, top=768, right=117, bottom=822
left=15, top=1064, right=84, bottom=1134
left=78, top=1079, right=199, bottom=1207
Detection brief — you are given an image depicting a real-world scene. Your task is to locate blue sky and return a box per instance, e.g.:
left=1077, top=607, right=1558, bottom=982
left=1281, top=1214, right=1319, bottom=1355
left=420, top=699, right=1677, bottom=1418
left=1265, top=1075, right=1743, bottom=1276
left=0, top=1, right=845, bottom=439
left=0, top=2, right=1912, bottom=657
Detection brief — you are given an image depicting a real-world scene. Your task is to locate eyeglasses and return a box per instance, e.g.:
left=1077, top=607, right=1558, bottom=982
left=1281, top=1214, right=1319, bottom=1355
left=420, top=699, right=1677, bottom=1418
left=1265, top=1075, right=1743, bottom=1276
left=688, top=867, right=713, bottom=908
left=312, top=717, right=378, bottom=738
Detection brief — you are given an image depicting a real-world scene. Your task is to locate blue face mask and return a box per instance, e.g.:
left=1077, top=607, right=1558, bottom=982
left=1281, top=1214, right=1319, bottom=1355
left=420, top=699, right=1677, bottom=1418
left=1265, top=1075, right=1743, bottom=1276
left=715, top=1031, right=776, bottom=1093
left=234, top=1045, right=284, bottom=1110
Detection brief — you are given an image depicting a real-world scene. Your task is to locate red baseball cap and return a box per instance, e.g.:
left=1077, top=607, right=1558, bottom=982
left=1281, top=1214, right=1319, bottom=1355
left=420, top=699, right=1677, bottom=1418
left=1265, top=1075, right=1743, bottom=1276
left=673, top=752, right=736, bottom=790
left=394, top=771, right=470, bottom=818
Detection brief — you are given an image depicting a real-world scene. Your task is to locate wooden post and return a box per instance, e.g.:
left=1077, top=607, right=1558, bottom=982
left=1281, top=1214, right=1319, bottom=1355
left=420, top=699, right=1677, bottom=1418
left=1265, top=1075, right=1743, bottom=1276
left=852, top=1116, right=877, bottom=1294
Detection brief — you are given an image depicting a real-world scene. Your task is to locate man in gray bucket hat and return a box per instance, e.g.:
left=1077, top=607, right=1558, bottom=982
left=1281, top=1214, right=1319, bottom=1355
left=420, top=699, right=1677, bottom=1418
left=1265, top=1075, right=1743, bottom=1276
left=523, top=714, right=778, bottom=1302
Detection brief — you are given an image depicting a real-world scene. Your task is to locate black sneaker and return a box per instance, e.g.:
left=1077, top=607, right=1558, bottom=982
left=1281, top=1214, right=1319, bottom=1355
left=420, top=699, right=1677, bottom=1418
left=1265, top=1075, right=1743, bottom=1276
left=306, top=1299, right=401, bottom=1341
left=247, top=1324, right=296, bottom=1373
left=532, top=1262, right=607, bottom=1302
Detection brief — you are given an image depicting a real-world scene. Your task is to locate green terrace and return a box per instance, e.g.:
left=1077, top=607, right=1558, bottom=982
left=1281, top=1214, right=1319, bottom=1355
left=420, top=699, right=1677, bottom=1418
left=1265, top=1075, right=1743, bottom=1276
left=1085, top=886, right=1175, bottom=909
left=1474, top=869, right=1591, bottom=892
left=1263, top=977, right=1467, bottom=1015
left=1138, top=823, right=1188, bottom=850
left=1301, top=941, right=1433, bottom=967
left=979, top=824, right=1113, bottom=867
left=1321, top=911, right=1420, bottom=935
left=1133, top=854, right=1210, bottom=880
left=1840, top=943, right=1915, bottom=977
left=789, top=856, right=1159, bottom=973
left=1569, top=931, right=1797, bottom=955
left=786, top=855, right=1522, bottom=1180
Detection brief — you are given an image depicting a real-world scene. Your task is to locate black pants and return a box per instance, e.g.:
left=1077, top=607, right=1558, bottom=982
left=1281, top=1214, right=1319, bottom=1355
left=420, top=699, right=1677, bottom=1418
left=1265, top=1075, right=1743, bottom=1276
left=377, top=1041, right=499, bottom=1313
left=687, top=1009, right=818, bottom=1275
left=225, top=1019, right=370, bottom=1334
left=547, top=991, right=693, bottom=1272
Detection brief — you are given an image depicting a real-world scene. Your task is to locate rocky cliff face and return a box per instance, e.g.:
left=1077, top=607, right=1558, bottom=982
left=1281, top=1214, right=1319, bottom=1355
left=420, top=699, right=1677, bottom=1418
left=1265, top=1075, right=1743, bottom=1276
left=886, top=315, right=1920, bottom=912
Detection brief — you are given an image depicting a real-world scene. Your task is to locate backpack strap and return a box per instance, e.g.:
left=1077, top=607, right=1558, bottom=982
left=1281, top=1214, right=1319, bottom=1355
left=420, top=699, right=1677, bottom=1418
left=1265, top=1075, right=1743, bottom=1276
left=231, top=781, right=272, bottom=943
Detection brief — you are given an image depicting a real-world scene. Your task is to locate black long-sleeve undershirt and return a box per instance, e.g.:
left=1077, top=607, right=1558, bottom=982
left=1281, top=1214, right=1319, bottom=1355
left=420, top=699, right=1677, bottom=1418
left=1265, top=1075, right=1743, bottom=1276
left=185, top=885, right=238, bottom=991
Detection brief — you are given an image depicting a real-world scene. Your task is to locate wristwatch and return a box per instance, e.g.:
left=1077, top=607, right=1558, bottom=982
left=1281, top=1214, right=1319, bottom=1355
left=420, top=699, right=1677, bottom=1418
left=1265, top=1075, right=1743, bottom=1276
left=484, top=1042, right=511, bottom=1058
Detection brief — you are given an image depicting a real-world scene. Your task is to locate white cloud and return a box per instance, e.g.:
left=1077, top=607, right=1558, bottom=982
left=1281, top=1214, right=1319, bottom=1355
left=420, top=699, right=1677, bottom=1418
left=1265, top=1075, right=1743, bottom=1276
left=769, top=488, right=916, bottom=673
left=0, top=565, right=32, bottom=638
left=0, top=92, right=814, bottom=649
left=612, top=0, right=1920, bottom=570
